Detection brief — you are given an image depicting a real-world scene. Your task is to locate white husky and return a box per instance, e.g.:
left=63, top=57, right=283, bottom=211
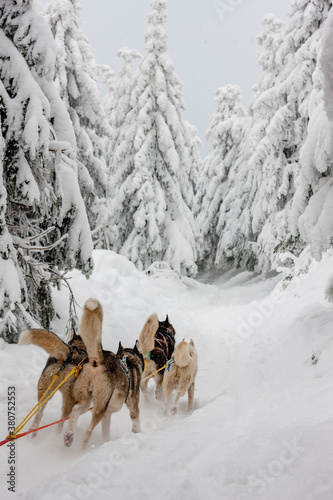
left=163, top=339, right=198, bottom=415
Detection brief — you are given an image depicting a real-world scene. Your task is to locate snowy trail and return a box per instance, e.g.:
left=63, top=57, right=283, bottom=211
left=1, top=250, right=333, bottom=499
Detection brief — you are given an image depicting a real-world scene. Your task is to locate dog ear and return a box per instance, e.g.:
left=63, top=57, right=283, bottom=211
left=134, top=340, right=140, bottom=352
left=190, top=339, right=195, bottom=347
left=117, top=341, right=123, bottom=354
left=165, top=314, right=169, bottom=324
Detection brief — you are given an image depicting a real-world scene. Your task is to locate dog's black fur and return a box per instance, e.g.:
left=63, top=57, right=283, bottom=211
left=43, top=333, right=87, bottom=372
left=116, top=341, right=145, bottom=402
left=150, top=315, right=176, bottom=371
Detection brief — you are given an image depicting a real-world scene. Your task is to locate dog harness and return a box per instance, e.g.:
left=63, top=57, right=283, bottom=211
left=151, top=325, right=175, bottom=369
left=118, top=354, right=142, bottom=403
left=155, top=326, right=174, bottom=354
left=59, top=346, right=87, bottom=372
left=59, top=350, right=74, bottom=371
left=119, top=355, right=130, bottom=380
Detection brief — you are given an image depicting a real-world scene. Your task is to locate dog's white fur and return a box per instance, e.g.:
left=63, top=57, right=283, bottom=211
left=163, top=339, right=198, bottom=415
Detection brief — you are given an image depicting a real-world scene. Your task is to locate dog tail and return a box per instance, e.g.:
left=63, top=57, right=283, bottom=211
left=138, top=313, right=159, bottom=358
left=79, top=298, right=103, bottom=365
left=18, top=329, right=70, bottom=362
left=173, top=339, right=195, bottom=368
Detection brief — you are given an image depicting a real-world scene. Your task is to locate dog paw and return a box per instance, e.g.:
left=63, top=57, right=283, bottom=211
left=171, top=406, right=178, bottom=415
left=64, top=431, right=73, bottom=447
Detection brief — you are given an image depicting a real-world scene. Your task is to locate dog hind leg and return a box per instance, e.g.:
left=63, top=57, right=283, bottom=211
left=187, top=382, right=195, bottom=412
left=29, top=377, right=50, bottom=437
left=126, top=399, right=140, bottom=433
left=163, top=379, right=173, bottom=416
left=155, top=372, right=164, bottom=401
left=58, top=389, right=75, bottom=433
left=140, top=377, right=149, bottom=402
left=101, top=411, right=111, bottom=441
left=64, top=399, right=90, bottom=447
left=82, top=407, right=108, bottom=450
left=171, top=386, right=187, bottom=415
left=29, top=406, right=45, bottom=437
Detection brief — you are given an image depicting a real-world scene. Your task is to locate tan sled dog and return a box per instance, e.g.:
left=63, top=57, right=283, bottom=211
left=18, top=327, right=87, bottom=435
left=139, top=313, right=176, bottom=400
left=64, top=298, right=144, bottom=450
left=163, top=339, right=197, bottom=415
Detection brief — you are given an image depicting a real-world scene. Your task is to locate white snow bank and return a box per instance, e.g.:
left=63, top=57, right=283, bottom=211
left=1, top=250, right=333, bottom=499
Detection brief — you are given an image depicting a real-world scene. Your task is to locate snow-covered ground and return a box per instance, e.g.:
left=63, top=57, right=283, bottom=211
left=1, top=249, right=333, bottom=500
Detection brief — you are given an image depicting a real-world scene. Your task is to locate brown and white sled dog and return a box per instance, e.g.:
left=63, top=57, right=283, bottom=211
left=18, top=325, right=88, bottom=435
left=138, top=313, right=176, bottom=401
left=64, top=298, right=144, bottom=450
left=163, top=339, right=198, bottom=415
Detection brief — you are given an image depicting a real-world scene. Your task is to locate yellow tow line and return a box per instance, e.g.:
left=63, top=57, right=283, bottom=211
left=6, top=356, right=87, bottom=441
left=141, top=357, right=174, bottom=382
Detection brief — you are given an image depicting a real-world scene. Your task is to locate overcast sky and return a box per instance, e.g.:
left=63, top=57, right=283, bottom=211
left=37, top=0, right=292, bottom=155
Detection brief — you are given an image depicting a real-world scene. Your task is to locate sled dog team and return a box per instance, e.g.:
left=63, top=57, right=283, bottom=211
left=18, top=298, right=198, bottom=450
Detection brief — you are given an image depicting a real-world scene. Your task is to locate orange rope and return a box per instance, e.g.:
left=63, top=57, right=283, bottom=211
left=0, top=407, right=93, bottom=447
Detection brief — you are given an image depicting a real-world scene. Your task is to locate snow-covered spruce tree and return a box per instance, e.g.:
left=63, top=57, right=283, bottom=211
left=97, top=62, right=117, bottom=123
left=0, top=0, right=93, bottom=342
left=215, top=1, right=331, bottom=273
left=212, top=14, right=285, bottom=271
left=107, top=0, right=201, bottom=276
left=291, top=1, right=333, bottom=260
left=0, top=115, right=22, bottom=342
left=93, top=49, right=141, bottom=250
left=195, top=84, right=247, bottom=269
left=263, top=0, right=332, bottom=268
left=91, top=62, right=116, bottom=248
left=254, top=0, right=332, bottom=272
left=111, top=47, right=142, bottom=136
left=45, top=0, right=109, bottom=243
left=322, top=7, right=333, bottom=121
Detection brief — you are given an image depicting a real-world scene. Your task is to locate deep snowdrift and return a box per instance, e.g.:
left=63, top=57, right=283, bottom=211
left=1, top=249, right=333, bottom=500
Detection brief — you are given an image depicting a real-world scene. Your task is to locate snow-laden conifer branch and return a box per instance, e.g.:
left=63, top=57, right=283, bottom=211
left=12, top=231, right=68, bottom=252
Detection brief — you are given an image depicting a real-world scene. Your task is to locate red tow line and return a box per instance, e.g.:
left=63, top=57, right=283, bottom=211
left=0, top=407, right=93, bottom=447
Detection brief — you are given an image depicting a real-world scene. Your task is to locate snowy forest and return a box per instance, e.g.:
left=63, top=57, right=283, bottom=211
left=1, top=0, right=333, bottom=343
